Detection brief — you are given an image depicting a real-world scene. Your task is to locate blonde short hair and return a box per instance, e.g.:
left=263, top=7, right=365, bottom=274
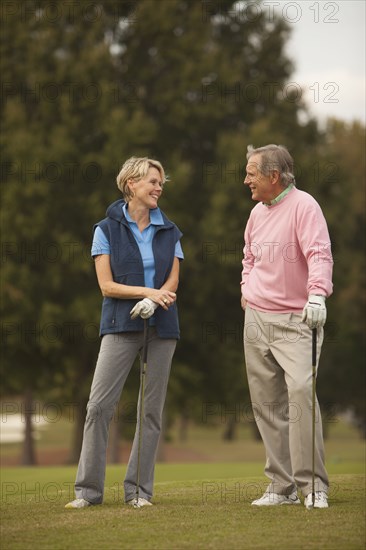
left=116, top=157, right=167, bottom=201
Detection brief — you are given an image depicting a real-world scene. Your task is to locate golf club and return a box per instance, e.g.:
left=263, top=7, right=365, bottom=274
left=310, top=327, right=317, bottom=509
left=133, top=318, right=149, bottom=508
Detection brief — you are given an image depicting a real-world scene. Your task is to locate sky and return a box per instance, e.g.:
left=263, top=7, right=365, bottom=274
left=273, top=0, right=365, bottom=125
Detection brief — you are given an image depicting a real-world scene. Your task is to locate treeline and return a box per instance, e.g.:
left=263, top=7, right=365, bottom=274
left=1, top=1, right=365, bottom=463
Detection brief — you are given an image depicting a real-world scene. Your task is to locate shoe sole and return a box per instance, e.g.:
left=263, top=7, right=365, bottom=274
left=305, top=504, right=329, bottom=509
left=127, top=500, right=153, bottom=508
left=64, top=504, right=91, bottom=509
left=252, top=499, right=300, bottom=506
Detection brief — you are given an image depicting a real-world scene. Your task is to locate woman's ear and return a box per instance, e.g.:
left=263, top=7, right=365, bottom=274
left=127, top=178, right=135, bottom=193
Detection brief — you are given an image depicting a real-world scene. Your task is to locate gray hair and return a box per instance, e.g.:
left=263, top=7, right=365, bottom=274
left=246, top=144, right=295, bottom=187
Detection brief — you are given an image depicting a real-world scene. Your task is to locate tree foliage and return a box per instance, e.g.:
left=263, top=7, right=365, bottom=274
left=315, top=120, right=366, bottom=434
left=1, top=1, right=365, bottom=464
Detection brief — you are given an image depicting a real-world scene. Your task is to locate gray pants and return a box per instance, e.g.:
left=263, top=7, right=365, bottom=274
left=244, top=306, right=329, bottom=497
left=75, top=328, right=176, bottom=504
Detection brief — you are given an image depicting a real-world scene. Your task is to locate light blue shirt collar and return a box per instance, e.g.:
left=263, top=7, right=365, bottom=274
left=122, top=203, right=164, bottom=226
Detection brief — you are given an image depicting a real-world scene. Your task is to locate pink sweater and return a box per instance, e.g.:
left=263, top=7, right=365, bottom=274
left=241, top=187, right=333, bottom=313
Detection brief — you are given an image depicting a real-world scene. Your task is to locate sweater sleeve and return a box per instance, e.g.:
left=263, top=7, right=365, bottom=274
left=241, top=215, right=255, bottom=287
left=296, top=198, right=333, bottom=298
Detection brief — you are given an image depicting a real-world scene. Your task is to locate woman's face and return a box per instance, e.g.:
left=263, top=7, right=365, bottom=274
left=129, top=167, right=163, bottom=209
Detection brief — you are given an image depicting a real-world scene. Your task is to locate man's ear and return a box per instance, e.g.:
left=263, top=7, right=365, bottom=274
left=270, top=170, right=281, bottom=185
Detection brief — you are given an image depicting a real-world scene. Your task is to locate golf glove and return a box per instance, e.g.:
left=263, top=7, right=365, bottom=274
left=301, top=294, right=327, bottom=329
left=130, top=298, right=158, bottom=320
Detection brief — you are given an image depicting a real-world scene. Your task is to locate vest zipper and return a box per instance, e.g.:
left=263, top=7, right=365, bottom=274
left=112, top=301, right=118, bottom=325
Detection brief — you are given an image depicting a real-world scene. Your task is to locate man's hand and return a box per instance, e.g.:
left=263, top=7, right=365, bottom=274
left=130, top=298, right=158, bottom=320
left=301, top=295, right=327, bottom=329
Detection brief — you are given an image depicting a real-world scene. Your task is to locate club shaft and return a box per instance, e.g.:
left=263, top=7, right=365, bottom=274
left=311, top=328, right=317, bottom=507
left=135, top=319, right=149, bottom=502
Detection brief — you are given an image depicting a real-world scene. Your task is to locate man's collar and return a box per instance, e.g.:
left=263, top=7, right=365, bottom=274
left=263, top=183, right=295, bottom=207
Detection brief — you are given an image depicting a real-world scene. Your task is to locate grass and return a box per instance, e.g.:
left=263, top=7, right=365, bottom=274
left=1, top=415, right=365, bottom=548
left=1, top=465, right=365, bottom=549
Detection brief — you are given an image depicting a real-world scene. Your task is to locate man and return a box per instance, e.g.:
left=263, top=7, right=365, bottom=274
left=241, top=144, right=333, bottom=509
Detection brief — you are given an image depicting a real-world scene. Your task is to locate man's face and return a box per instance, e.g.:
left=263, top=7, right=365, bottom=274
left=244, top=154, right=275, bottom=203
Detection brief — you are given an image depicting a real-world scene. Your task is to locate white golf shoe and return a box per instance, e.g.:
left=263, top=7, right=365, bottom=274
left=65, top=498, right=91, bottom=509
left=304, top=491, right=328, bottom=509
left=251, top=491, right=300, bottom=506
left=127, top=497, right=153, bottom=508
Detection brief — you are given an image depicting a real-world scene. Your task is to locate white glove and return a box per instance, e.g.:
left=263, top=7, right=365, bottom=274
left=301, top=295, right=327, bottom=329
left=130, top=298, right=158, bottom=320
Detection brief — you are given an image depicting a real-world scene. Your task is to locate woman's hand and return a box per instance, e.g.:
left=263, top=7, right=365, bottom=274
left=94, top=254, right=179, bottom=311
left=241, top=296, right=247, bottom=311
left=146, top=289, right=177, bottom=310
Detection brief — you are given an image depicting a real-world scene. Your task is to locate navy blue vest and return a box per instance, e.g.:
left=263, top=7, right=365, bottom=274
left=95, top=200, right=182, bottom=339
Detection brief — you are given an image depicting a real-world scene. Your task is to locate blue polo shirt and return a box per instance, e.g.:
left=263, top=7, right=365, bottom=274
left=92, top=203, right=184, bottom=289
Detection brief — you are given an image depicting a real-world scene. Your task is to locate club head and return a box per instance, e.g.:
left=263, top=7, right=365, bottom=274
left=132, top=499, right=141, bottom=509
left=306, top=494, right=315, bottom=510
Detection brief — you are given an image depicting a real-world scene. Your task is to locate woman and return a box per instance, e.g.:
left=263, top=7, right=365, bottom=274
left=65, top=157, right=183, bottom=508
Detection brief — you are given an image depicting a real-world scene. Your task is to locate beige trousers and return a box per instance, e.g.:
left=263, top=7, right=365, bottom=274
left=244, top=306, right=329, bottom=497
